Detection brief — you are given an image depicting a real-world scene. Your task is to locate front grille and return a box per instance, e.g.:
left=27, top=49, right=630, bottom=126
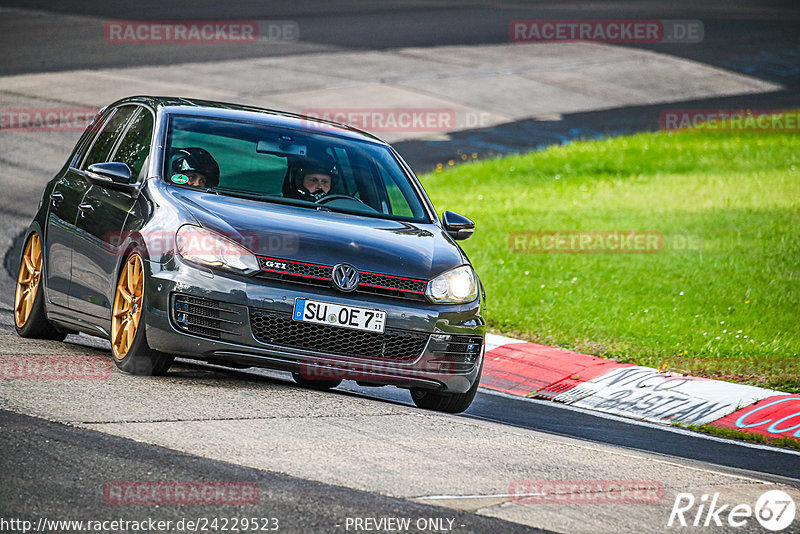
left=256, top=256, right=428, bottom=301
left=429, top=334, right=483, bottom=372
left=249, top=309, right=429, bottom=362
left=358, top=271, right=427, bottom=294
left=172, top=294, right=242, bottom=339
left=258, top=256, right=331, bottom=279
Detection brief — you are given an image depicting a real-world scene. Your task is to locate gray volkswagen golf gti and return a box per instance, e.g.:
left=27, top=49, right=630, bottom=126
left=14, top=96, right=485, bottom=413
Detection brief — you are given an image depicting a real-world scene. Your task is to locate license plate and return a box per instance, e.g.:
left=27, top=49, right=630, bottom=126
left=292, top=298, right=386, bottom=333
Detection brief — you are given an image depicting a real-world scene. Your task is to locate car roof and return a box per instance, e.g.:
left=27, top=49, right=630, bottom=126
left=108, top=95, right=388, bottom=145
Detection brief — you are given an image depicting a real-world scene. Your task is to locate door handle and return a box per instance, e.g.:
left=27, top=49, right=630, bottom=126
left=50, top=191, right=64, bottom=206
left=78, top=202, right=94, bottom=217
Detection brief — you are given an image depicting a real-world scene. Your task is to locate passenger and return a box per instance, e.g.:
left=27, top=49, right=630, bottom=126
left=170, top=147, right=220, bottom=188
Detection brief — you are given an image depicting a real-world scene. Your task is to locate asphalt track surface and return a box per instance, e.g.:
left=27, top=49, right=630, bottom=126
left=0, top=409, right=547, bottom=533
left=2, top=1, right=800, bottom=532
left=200, top=360, right=800, bottom=483
left=2, top=0, right=799, bottom=170
left=1, top=321, right=797, bottom=531
left=1, top=0, right=798, bottom=78
left=346, top=381, right=800, bottom=482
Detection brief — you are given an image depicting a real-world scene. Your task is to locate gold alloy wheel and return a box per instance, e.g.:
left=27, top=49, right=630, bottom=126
left=14, top=233, right=42, bottom=328
left=111, top=254, right=144, bottom=360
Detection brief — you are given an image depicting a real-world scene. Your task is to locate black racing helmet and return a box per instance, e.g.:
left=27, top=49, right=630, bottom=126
left=287, top=158, right=339, bottom=201
left=170, top=147, right=220, bottom=188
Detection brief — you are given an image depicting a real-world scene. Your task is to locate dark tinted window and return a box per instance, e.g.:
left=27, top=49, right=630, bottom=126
left=165, top=115, right=430, bottom=222
left=82, top=105, right=137, bottom=169
left=69, top=111, right=104, bottom=167
left=112, top=109, right=154, bottom=182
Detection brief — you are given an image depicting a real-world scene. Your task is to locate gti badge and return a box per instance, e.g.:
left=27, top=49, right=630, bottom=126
left=332, top=263, right=359, bottom=292
left=263, top=260, right=288, bottom=270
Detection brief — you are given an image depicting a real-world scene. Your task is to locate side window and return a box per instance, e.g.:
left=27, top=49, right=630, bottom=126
left=111, top=108, right=154, bottom=182
left=69, top=110, right=106, bottom=168
left=82, top=105, right=137, bottom=170
left=380, top=168, right=414, bottom=217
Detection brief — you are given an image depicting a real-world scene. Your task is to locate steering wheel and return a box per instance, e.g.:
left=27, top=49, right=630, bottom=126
left=315, top=194, right=367, bottom=206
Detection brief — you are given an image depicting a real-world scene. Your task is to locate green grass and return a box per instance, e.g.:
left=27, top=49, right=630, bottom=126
left=420, top=125, right=800, bottom=393
left=671, top=422, right=800, bottom=450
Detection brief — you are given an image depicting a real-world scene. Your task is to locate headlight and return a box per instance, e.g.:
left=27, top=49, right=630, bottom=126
left=426, top=265, right=479, bottom=304
left=176, top=225, right=260, bottom=274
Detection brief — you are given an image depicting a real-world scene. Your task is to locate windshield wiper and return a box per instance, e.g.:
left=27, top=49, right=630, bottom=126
left=206, top=188, right=273, bottom=202
left=205, top=188, right=320, bottom=210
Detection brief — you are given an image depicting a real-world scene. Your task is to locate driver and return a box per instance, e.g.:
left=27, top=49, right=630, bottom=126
left=170, top=147, right=220, bottom=188
left=287, top=159, right=339, bottom=201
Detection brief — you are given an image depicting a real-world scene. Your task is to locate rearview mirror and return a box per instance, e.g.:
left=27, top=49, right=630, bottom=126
left=256, top=139, right=307, bottom=157
left=442, top=210, right=475, bottom=241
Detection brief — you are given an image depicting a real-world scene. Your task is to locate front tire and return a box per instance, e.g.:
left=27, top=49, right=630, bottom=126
left=292, top=373, right=342, bottom=390
left=110, top=253, right=173, bottom=376
left=14, top=232, right=66, bottom=340
left=410, top=366, right=482, bottom=414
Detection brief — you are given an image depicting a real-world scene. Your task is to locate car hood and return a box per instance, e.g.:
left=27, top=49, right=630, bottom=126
left=169, top=188, right=466, bottom=280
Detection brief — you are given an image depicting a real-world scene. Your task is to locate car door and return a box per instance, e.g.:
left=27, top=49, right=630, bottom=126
left=70, top=106, right=155, bottom=320
left=44, top=105, right=136, bottom=308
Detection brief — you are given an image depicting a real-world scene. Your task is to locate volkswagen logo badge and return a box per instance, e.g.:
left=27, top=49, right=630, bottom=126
left=332, top=263, right=359, bottom=292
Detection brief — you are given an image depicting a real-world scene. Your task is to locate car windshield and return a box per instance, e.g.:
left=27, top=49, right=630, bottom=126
left=164, top=114, right=431, bottom=222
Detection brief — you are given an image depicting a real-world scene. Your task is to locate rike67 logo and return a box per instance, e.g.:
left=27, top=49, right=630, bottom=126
left=668, top=489, right=796, bottom=531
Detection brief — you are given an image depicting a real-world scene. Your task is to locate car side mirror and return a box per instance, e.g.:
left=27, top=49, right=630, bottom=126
left=442, top=210, right=475, bottom=241
left=87, top=162, right=131, bottom=184
left=85, top=162, right=139, bottom=196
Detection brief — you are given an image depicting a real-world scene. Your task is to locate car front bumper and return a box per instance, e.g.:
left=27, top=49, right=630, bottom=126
left=144, top=257, right=485, bottom=394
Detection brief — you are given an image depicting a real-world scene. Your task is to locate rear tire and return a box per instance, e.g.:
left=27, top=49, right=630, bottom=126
left=14, top=232, right=66, bottom=341
left=410, top=365, right=482, bottom=414
left=111, top=253, right=173, bottom=376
